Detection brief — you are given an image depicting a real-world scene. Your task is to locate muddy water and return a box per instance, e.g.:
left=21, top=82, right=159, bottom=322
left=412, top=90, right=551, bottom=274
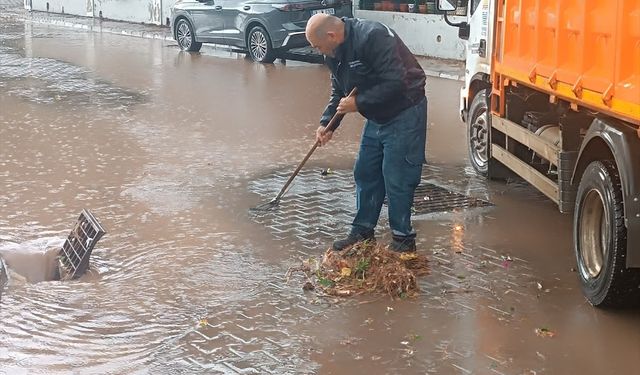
left=1, top=16, right=639, bottom=375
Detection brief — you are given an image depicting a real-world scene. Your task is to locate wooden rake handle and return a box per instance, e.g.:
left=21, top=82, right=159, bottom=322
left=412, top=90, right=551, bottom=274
left=272, top=87, right=358, bottom=203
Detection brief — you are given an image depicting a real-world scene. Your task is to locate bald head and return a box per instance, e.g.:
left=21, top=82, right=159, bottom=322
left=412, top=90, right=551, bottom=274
left=305, top=14, right=345, bottom=57
left=306, top=14, right=343, bottom=39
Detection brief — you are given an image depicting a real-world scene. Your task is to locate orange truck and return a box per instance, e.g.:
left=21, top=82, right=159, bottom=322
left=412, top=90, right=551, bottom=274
left=438, top=0, right=640, bottom=307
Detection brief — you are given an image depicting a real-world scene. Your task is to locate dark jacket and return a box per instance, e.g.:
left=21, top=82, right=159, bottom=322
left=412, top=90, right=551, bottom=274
left=320, top=18, right=426, bottom=127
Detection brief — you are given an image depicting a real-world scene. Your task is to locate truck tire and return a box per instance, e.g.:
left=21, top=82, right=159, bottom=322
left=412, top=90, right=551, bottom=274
left=574, top=160, right=640, bottom=307
left=467, top=89, right=490, bottom=176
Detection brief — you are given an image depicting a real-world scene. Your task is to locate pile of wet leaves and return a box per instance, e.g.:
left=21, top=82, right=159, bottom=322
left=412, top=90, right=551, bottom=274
left=287, top=241, right=429, bottom=298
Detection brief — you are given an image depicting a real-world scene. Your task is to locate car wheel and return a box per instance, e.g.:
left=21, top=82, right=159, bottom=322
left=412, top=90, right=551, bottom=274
left=467, top=89, right=490, bottom=176
left=574, top=160, right=640, bottom=307
left=247, top=26, right=276, bottom=63
left=176, top=18, right=202, bottom=52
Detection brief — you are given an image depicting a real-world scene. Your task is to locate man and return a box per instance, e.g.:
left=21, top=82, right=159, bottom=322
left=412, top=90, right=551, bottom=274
left=305, top=14, right=427, bottom=253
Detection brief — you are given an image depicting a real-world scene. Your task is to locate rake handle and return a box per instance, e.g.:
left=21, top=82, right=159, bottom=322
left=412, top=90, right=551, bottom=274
left=272, top=87, right=358, bottom=203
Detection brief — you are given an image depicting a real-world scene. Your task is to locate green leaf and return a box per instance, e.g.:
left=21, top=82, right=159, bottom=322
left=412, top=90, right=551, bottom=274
left=356, top=258, right=370, bottom=273
left=318, top=277, right=335, bottom=287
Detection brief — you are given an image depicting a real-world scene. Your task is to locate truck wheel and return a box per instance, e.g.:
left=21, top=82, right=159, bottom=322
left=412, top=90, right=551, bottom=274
left=467, top=89, right=490, bottom=176
left=574, top=160, right=640, bottom=307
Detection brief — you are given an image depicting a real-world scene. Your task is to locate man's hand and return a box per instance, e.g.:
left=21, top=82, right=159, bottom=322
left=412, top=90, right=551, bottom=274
left=337, top=95, right=358, bottom=114
left=316, top=125, right=333, bottom=147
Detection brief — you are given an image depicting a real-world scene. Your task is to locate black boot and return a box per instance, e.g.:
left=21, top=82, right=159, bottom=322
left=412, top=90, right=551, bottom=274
left=390, top=234, right=416, bottom=253
left=332, top=230, right=375, bottom=251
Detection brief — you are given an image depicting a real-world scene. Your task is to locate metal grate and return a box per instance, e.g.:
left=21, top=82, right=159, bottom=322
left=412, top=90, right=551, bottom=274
left=58, top=210, right=106, bottom=280
left=411, top=183, right=493, bottom=214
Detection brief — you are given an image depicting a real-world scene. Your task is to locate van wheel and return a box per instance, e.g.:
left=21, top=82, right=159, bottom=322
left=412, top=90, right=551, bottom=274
left=574, top=160, right=640, bottom=307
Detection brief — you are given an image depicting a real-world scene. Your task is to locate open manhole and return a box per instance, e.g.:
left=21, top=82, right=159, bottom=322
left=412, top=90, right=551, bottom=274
left=0, top=210, right=105, bottom=288
left=411, top=183, right=493, bottom=214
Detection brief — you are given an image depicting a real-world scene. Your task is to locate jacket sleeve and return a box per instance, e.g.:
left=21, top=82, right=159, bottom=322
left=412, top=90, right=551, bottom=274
left=320, top=73, right=344, bottom=127
left=355, top=28, right=406, bottom=113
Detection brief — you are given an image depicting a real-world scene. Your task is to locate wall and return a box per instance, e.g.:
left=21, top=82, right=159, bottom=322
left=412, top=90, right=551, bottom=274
left=354, top=10, right=466, bottom=60
left=29, top=0, right=171, bottom=25
left=95, top=0, right=162, bottom=24
left=161, top=0, right=172, bottom=26
left=30, top=0, right=92, bottom=16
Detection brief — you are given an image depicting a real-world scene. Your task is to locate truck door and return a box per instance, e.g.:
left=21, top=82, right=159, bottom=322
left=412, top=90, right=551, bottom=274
left=466, top=0, right=494, bottom=78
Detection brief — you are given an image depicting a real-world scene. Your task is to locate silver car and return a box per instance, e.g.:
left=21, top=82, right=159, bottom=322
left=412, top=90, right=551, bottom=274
left=171, top=0, right=353, bottom=63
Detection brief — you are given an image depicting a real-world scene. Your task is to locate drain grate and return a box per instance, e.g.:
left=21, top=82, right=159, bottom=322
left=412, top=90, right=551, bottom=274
left=411, top=183, right=493, bottom=214
left=58, top=210, right=106, bottom=280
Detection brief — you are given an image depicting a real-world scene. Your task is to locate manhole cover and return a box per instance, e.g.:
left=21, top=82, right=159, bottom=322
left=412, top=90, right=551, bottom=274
left=58, top=209, right=106, bottom=280
left=411, top=183, right=492, bottom=214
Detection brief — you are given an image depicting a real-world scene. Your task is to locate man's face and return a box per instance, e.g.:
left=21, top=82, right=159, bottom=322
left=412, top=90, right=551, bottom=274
left=307, top=32, right=338, bottom=57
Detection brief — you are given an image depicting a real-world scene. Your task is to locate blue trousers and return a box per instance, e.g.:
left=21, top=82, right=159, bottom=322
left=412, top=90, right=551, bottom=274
left=351, top=97, right=427, bottom=237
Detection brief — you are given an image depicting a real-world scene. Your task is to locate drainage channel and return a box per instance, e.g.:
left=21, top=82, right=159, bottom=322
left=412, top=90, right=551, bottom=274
left=412, top=182, right=493, bottom=214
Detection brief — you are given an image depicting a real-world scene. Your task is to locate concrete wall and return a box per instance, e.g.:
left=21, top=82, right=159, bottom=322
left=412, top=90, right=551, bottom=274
left=30, top=0, right=92, bottom=16
left=29, top=0, right=170, bottom=25
left=161, top=0, right=172, bottom=26
left=355, top=10, right=466, bottom=60
left=95, top=0, right=162, bottom=25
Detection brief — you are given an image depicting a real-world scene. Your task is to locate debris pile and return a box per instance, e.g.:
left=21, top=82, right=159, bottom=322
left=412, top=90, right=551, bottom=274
left=288, top=241, right=429, bottom=298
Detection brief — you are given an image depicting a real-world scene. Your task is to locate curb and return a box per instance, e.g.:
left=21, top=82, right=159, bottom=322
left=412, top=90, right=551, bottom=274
left=24, top=15, right=174, bottom=42
left=423, top=69, right=464, bottom=82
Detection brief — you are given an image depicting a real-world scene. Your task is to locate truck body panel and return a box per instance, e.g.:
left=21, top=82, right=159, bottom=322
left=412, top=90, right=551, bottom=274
left=494, top=0, right=640, bottom=124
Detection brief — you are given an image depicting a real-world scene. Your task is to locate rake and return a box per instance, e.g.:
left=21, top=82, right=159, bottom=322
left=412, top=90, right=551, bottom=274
left=251, top=88, right=357, bottom=211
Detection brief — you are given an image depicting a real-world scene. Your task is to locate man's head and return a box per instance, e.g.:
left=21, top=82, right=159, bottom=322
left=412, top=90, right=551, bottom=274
left=305, top=14, right=345, bottom=57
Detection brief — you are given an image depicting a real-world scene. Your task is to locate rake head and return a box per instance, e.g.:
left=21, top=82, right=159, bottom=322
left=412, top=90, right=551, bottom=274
left=250, top=197, right=281, bottom=212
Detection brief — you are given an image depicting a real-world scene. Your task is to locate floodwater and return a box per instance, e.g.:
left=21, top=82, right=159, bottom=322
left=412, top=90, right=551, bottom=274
left=1, top=14, right=639, bottom=375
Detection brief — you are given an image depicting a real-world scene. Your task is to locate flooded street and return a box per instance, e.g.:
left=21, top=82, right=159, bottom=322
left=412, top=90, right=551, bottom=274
left=1, top=14, right=639, bottom=375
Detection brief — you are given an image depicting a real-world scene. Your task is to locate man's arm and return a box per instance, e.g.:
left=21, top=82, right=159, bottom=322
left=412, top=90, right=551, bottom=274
left=355, top=28, right=406, bottom=113
left=320, top=73, right=344, bottom=126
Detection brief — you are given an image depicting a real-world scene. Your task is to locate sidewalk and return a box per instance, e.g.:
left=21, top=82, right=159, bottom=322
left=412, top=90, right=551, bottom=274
left=3, top=8, right=465, bottom=81
left=417, top=56, right=465, bottom=81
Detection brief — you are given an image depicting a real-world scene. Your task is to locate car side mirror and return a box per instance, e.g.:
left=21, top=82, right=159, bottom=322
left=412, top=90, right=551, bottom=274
left=437, top=0, right=457, bottom=12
